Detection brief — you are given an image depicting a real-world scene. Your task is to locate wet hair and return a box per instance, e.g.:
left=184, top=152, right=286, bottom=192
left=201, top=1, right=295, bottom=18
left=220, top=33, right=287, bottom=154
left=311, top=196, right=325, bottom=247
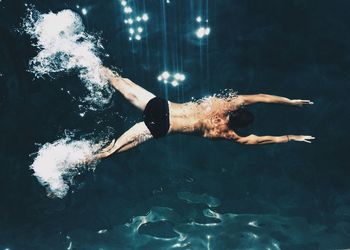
left=227, top=107, right=254, bottom=129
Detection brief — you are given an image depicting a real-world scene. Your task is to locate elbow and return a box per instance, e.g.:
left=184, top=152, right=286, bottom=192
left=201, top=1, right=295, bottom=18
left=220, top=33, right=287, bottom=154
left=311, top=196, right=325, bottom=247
left=238, top=140, right=257, bottom=145
left=237, top=135, right=258, bottom=145
left=244, top=140, right=258, bottom=145
left=257, top=94, right=271, bottom=103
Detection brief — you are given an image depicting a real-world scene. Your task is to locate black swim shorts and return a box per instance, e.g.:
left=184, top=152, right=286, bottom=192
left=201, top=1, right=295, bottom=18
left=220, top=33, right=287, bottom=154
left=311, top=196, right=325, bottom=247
left=142, top=97, right=170, bottom=138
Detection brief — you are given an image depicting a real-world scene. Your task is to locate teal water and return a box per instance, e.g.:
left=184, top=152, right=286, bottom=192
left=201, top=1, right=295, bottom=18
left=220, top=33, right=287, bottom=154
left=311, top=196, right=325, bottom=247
left=0, top=0, right=350, bottom=249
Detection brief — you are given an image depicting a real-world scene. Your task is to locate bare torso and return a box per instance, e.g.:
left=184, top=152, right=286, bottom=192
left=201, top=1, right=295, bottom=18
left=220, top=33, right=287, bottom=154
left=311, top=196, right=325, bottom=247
left=168, top=97, right=241, bottom=137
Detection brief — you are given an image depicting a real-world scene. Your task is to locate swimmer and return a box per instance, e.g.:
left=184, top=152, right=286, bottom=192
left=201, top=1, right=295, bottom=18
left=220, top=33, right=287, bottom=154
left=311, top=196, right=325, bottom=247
left=94, top=67, right=315, bottom=159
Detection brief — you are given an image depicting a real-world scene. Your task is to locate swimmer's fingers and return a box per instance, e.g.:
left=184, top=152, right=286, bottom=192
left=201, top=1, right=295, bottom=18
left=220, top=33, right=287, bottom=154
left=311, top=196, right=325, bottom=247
left=303, top=135, right=316, bottom=143
left=290, top=99, right=314, bottom=106
left=301, top=100, right=313, bottom=105
left=291, top=135, right=315, bottom=143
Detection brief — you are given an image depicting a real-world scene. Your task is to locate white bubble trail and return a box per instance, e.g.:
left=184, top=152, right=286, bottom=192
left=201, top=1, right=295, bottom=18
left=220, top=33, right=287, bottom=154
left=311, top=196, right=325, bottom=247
left=30, top=136, right=102, bottom=198
left=22, top=8, right=113, bottom=109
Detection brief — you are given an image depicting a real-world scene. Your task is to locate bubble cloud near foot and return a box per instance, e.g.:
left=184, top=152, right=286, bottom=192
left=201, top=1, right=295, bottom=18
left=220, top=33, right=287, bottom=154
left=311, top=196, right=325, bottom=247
left=22, top=8, right=113, bottom=109
left=30, top=137, right=102, bottom=198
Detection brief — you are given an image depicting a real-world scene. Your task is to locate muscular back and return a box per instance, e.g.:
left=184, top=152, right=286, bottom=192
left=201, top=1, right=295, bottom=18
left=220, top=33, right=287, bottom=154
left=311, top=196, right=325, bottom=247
left=168, top=97, right=241, bottom=137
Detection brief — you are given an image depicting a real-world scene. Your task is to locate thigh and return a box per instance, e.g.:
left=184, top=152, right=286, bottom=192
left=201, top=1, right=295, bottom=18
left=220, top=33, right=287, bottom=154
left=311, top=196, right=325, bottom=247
left=123, top=78, right=156, bottom=111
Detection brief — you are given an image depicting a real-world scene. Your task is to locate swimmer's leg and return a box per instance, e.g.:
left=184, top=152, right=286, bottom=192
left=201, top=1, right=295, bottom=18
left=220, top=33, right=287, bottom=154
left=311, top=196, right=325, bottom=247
left=101, top=67, right=155, bottom=111
left=96, top=122, right=153, bottom=159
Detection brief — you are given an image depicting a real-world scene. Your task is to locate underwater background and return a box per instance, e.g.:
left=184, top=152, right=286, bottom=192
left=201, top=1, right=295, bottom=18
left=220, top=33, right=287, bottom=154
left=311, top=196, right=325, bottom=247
left=1, top=0, right=350, bottom=249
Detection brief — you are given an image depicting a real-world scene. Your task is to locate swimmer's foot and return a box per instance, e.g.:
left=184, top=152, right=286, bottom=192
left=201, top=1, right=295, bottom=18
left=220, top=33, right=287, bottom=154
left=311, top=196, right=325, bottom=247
left=100, top=65, right=120, bottom=81
left=290, top=99, right=314, bottom=106
left=289, top=135, right=315, bottom=143
left=93, top=139, right=117, bottom=160
left=100, top=139, right=116, bottom=153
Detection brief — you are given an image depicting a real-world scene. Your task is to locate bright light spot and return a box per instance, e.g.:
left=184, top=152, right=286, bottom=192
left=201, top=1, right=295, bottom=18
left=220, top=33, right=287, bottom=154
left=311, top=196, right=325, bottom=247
left=196, top=27, right=206, bottom=38
left=142, top=13, right=149, bottom=21
left=272, top=242, right=280, bottom=249
left=174, top=73, right=186, bottom=81
left=136, top=16, right=141, bottom=22
left=129, top=28, right=134, bottom=34
left=250, top=233, right=259, bottom=239
left=67, top=241, right=72, bottom=250
left=205, top=27, right=211, bottom=35
left=196, top=27, right=210, bottom=39
left=127, top=18, right=133, bottom=24
left=248, top=221, right=259, bottom=227
left=124, top=6, right=132, bottom=14
left=157, top=71, right=186, bottom=86
left=166, top=0, right=170, bottom=3
left=137, top=27, right=143, bottom=33
left=76, top=5, right=80, bottom=9
left=128, top=37, right=132, bottom=41
left=121, top=0, right=127, bottom=6
left=196, top=16, right=202, bottom=23
left=135, top=34, right=141, bottom=40
left=81, top=8, right=88, bottom=16
left=97, top=229, right=108, bottom=234
left=161, top=71, right=170, bottom=79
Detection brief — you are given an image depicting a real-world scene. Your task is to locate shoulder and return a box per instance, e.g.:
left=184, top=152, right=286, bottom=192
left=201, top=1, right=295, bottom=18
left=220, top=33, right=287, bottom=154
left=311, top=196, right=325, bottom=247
left=229, top=95, right=245, bottom=107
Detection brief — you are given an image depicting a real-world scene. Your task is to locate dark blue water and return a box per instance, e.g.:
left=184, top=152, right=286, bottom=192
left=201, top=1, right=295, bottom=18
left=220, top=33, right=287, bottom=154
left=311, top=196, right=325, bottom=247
left=1, top=0, right=350, bottom=249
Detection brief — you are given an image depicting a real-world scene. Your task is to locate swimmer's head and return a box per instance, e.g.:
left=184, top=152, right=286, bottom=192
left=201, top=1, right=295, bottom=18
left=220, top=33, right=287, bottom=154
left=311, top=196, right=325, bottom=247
left=227, top=107, right=254, bottom=129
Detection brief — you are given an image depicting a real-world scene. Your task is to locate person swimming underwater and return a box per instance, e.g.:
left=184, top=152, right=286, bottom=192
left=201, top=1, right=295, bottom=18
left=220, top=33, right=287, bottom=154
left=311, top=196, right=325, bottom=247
left=93, top=66, right=315, bottom=159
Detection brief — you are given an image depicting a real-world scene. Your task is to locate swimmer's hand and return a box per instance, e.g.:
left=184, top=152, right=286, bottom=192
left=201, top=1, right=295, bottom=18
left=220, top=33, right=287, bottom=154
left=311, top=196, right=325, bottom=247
left=290, top=99, right=314, bottom=106
left=289, top=135, right=315, bottom=143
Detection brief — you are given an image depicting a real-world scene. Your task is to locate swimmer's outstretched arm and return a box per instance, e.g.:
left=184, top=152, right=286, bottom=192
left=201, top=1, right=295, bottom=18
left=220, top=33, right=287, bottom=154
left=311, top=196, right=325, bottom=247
left=238, top=94, right=313, bottom=106
left=94, top=122, right=153, bottom=160
left=234, top=134, right=315, bottom=145
left=206, top=130, right=315, bottom=144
